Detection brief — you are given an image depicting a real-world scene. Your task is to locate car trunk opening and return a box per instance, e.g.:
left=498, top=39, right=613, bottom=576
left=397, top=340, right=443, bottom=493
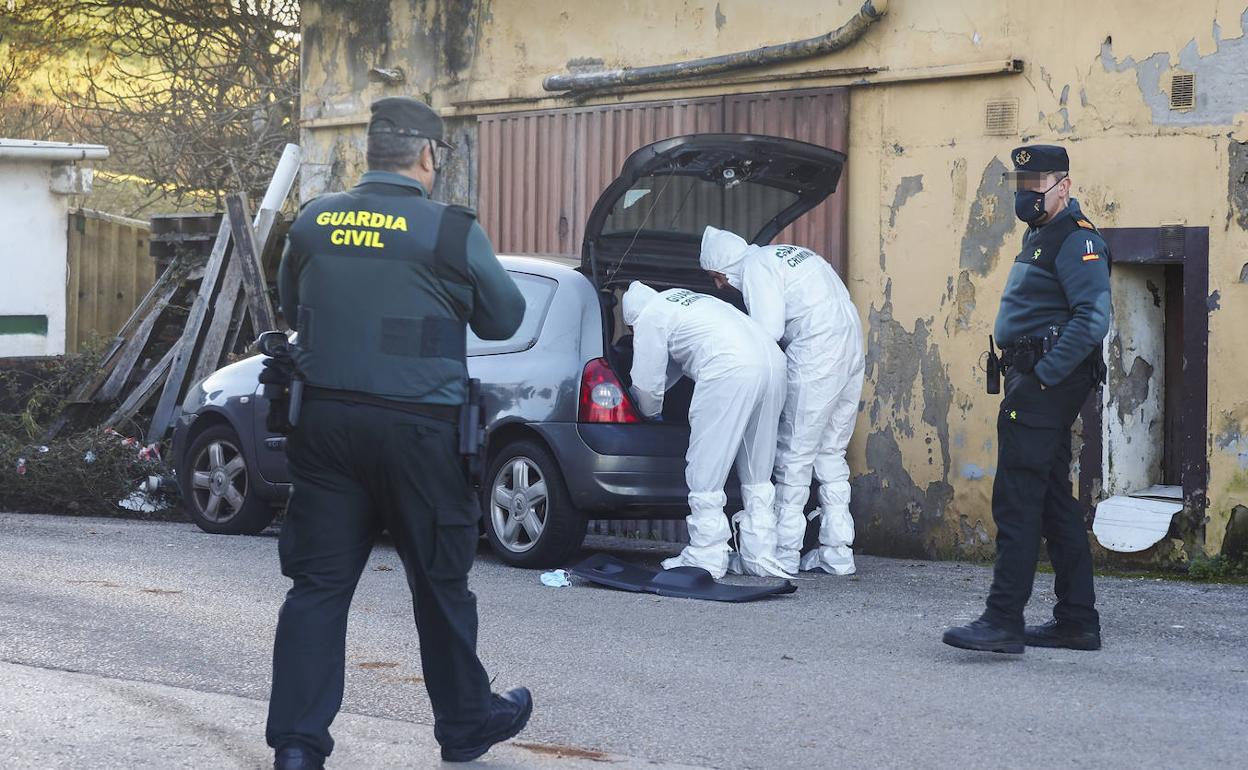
left=581, top=133, right=845, bottom=424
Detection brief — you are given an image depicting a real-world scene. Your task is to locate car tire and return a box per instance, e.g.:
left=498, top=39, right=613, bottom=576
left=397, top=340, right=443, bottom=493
left=481, top=440, right=586, bottom=569
left=179, top=423, right=276, bottom=535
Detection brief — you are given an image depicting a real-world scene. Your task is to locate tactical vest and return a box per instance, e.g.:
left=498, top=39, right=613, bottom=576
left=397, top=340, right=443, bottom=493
left=286, top=186, right=476, bottom=403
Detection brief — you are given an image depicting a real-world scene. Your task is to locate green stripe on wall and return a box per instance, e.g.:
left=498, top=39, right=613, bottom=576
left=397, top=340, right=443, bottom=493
left=0, top=315, right=49, bottom=336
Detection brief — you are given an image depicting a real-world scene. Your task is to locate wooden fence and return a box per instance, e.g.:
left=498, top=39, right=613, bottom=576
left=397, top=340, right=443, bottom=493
left=65, top=209, right=155, bottom=354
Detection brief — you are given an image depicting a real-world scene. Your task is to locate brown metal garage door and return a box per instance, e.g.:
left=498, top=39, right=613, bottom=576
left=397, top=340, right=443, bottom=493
left=477, top=87, right=849, bottom=277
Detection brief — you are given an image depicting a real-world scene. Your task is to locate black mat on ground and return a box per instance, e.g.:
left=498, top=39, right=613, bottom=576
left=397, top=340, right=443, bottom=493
left=567, top=552, right=796, bottom=603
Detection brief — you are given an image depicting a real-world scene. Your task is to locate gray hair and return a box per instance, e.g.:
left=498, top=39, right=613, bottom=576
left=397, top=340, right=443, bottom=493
left=366, top=133, right=427, bottom=172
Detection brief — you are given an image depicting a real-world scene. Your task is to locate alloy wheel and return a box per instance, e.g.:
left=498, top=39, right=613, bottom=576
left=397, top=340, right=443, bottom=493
left=489, top=456, right=549, bottom=553
left=189, top=439, right=248, bottom=523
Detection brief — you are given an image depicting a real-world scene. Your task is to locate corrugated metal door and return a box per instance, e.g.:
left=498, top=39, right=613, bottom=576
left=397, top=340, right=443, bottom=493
left=477, top=87, right=849, bottom=276
left=724, top=88, right=849, bottom=276
left=478, top=98, right=722, bottom=258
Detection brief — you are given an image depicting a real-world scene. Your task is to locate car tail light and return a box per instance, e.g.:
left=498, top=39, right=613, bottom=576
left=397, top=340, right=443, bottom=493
left=578, top=358, right=642, bottom=424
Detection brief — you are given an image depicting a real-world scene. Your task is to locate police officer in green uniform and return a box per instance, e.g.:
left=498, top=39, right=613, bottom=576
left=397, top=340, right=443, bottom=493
left=942, top=145, right=1110, bottom=655
left=265, top=97, right=530, bottom=769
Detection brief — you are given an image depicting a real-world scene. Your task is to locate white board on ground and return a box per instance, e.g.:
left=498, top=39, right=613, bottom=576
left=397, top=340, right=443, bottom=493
left=1092, top=495, right=1183, bottom=553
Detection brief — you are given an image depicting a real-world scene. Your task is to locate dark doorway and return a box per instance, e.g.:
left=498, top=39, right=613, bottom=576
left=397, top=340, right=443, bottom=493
left=1078, top=226, right=1209, bottom=529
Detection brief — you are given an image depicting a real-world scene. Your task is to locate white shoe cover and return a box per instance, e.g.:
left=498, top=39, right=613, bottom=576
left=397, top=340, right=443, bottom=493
left=662, top=546, right=729, bottom=579
left=799, top=545, right=856, bottom=575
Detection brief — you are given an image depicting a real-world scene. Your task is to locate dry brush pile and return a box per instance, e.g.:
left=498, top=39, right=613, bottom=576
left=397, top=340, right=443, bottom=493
left=0, top=342, right=177, bottom=517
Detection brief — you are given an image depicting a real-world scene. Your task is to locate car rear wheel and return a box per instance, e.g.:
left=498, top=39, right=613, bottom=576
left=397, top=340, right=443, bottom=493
left=179, top=423, right=276, bottom=535
left=482, top=440, right=586, bottom=569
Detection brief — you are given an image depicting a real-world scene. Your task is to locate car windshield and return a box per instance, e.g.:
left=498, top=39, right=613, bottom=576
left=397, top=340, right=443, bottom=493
left=600, top=174, right=800, bottom=241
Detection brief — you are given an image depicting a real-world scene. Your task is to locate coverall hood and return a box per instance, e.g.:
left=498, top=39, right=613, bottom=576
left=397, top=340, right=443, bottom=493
left=621, top=281, right=659, bottom=326
left=699, top=226, right=753, bottom=290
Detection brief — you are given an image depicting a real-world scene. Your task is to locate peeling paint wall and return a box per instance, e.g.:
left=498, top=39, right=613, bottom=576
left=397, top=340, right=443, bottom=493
left=1103, top=265, right=1166, bottom=496
left=958, top=158, right=1012, bottom=277
left=1099, top=11, right=1248, bottom=127
left=298, top=0, right=489, bottom=205
left=302, top=0, right=1248, bottom=557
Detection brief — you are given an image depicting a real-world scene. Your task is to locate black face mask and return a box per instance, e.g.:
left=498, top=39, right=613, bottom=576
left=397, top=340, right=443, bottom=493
left=1013, top=176, right=1063, bottom=224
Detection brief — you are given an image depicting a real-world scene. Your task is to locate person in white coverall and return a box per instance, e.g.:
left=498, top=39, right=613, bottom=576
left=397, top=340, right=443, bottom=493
left=621, top=281, right=787, bottom=579
left=700, top=226, right=865, bottom=575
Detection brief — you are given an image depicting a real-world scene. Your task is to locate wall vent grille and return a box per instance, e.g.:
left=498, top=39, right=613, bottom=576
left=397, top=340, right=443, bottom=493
left=985, top=99, right=1019, bottom=136
left=1170, top=74, right=1195, bottom=111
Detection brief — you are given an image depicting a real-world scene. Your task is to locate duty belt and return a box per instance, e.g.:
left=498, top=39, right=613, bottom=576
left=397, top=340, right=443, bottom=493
left=304, top=385, right=459, bottom=422
left=1000, top=325, right=1063, bottom=372
left=999, top=338, right=1044, bottom=370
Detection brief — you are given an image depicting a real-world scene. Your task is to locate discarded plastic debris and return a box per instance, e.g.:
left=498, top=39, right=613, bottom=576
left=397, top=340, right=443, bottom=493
left=37, top=445, right=49, bottom=453
left=119, top=484, right=161, bottom=513
left=83, top=451, right=97, bottom=464
left=567, top=553, right=797, bottom=603
left=540, top=569, right=572, bottom=587
left=16, top=458, right=27, bottom=476
left=1093, top=495, right=1182, bottom=552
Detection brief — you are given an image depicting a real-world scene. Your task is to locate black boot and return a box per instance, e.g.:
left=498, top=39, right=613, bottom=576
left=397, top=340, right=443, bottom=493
left=1025, top=619, right=1102, bottom=650
left=440, top=687, right=534, bottom=763
left=942, top=619, right=1025, bottom=654
left=274, top=746, right=324, bottom=770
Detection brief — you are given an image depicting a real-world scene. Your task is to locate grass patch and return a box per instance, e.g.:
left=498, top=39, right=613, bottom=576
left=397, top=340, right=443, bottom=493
left=1186, top=554, right=1248, bottom=583
left=1036, top=559, right=1248, bottom=585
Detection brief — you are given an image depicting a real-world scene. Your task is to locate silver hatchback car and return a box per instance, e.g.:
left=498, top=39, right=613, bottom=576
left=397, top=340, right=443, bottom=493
left=173, top=133, right=846, bottom=568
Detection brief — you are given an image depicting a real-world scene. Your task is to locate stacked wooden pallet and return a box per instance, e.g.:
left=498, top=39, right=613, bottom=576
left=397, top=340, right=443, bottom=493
left=45, top=145, right=301, bottom=444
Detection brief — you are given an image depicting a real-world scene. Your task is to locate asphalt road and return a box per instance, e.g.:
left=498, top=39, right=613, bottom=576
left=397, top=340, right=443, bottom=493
left=2, top=512, right=1246, bottom=769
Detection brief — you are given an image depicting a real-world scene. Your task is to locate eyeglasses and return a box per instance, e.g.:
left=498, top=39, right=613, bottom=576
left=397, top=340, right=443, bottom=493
left=1003, top=170, right=1067, bottom=192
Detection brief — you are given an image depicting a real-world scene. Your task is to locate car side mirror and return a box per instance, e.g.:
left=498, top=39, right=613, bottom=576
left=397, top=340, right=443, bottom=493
left=256, top=330, right=291, bottom=358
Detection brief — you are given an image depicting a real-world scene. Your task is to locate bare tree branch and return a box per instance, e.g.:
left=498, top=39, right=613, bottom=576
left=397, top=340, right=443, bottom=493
left=1, top=0, right=300, bottom=211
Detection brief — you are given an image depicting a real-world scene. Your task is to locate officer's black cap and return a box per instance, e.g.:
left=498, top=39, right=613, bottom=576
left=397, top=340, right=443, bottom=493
left=367, top=97, right=453, bottom=149
left=1010, top=144, right=1069, bottom=173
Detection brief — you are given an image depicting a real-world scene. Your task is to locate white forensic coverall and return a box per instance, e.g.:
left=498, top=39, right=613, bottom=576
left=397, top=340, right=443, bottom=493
left=700, top=227, right=865, bottom=575
left=621, top=281, right=787, bottom=579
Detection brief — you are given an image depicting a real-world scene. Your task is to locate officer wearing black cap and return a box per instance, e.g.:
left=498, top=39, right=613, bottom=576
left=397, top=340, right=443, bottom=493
left=265, top=96, right=530, bottom=769
left=942, top=144, right=1110, bottom=655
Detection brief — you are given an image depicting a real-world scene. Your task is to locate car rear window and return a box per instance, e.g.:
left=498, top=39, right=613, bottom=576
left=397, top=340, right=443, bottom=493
left=466, top=272, right=557, bottom=356
left=601, top=175, right=800, bottom=241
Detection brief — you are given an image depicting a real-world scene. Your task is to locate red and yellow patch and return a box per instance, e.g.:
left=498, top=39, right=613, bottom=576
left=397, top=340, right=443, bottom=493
left=1082, top=253, right=1101, bottom=261
left=1076, top=219, right=1096, bottom=229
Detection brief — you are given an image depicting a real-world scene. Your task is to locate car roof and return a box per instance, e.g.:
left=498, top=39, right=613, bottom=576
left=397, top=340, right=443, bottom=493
left=499, top=254, right=585, bottom=277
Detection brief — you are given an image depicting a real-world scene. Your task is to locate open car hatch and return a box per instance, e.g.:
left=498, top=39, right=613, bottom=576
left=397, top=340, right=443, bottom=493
left=582, top=133, right=846, bottom=291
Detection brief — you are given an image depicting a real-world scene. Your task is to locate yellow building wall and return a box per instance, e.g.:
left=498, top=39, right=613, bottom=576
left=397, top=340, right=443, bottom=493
left=302, top=0, right=1248, bottom=558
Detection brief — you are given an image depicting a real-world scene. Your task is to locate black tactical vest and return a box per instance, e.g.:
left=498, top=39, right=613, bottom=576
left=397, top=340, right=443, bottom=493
left=286, top=184, right=476, bottom=402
